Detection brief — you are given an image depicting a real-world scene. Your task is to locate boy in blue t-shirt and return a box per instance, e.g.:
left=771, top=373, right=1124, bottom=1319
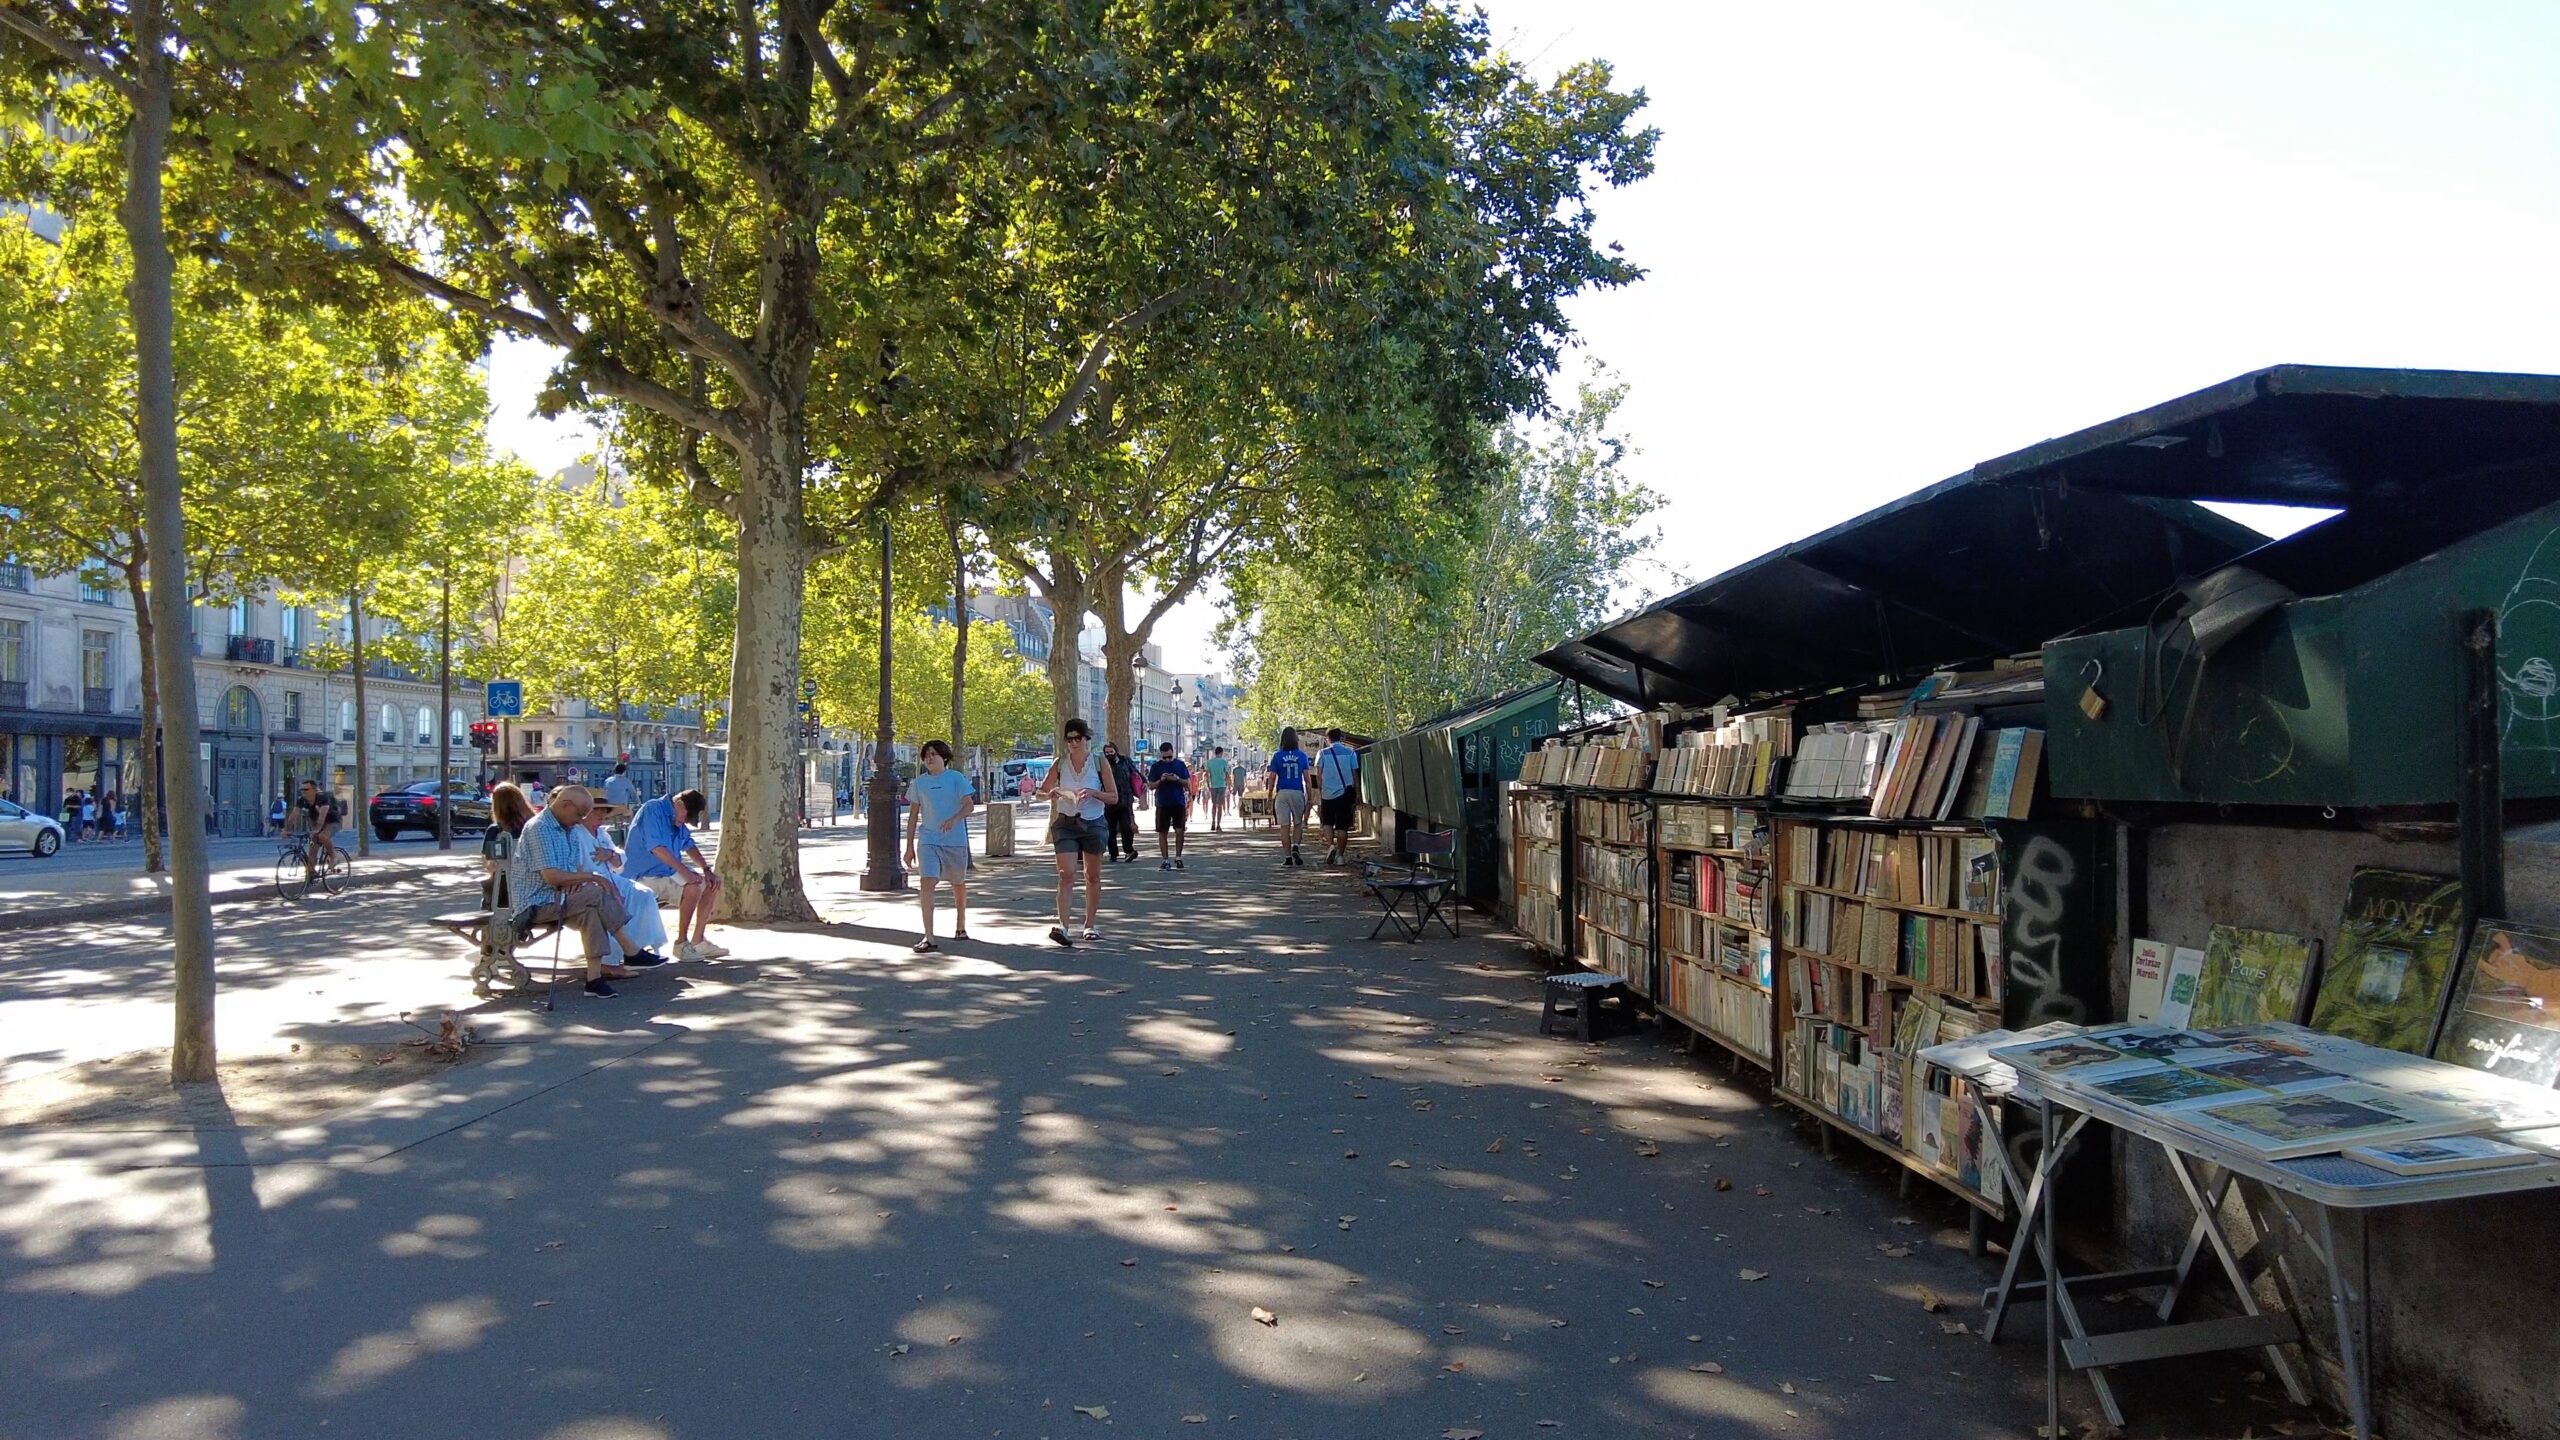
left=901, top=740, right=977, bottom=952
left=1147, top=742, right=1192, bottom=870
left=1268, top=727, right=1314, bottom=866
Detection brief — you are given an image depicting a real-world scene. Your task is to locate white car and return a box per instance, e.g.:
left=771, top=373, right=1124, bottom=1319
left=0, top=798, right=65, bottom=857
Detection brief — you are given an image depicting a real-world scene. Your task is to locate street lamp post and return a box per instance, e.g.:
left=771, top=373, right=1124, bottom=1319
left=862, top=512, right=906, bottom=891
left=1130, top=653, right=1147, bottom=753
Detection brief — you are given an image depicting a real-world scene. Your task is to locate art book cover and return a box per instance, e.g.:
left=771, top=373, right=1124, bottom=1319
left=2156, top=946, right=2207, bottom=1028
left=2437, top=921, right=2560, bottom=1088
left=2194, top=1051, right=2346, bottom=1095
left=2309, top=869, right=2462, bottom=1055
left=2128, top=939, right=2173, bottom=1023
left=2088, top=1065, right=2255, bottom=1110
left=2180, top=1083, right=2483, bottom=1161
left=2193, top=927, right=2319, bottom=1029
left=1988, top=1032, right=2158, bottom=1080
left=2342, top=1135, right=2541, bottom=1176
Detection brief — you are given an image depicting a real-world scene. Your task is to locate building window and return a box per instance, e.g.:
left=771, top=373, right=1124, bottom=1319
left=228, top=597, right=251, bottom=638
left=448, top=707, right=466, bottom=744
left=280, top=606, right=301, bottom=654
left=518, top=728, right=544, bottom=756
left=416, top=705, right=433, bottom=745
left=0, top=618, right=23, bottom=683
left=79, top=569, right=114, bottom=604
left=282, top=690, right=303, bottom=731
left=338, top=699, right=355, bottom=740
left=222, top=685, right=259, bottom=732
left=379, top=703, right=398, bottom=744
left=80, top=630, right=109, bottom=691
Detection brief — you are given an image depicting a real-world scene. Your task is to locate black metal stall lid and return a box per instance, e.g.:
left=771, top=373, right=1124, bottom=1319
left=1533, top=471, right=2258, bottom=711
left=1972, top=363, right=2560, bottom=598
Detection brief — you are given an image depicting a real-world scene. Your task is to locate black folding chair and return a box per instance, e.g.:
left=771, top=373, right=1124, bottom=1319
left=1366, top=828, right=1460, bottom=943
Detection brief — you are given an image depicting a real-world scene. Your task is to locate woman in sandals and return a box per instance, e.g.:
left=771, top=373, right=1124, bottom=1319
left=902, top=740, right=976, bottom=952
left=1035, top=718, right=1116, bottom=946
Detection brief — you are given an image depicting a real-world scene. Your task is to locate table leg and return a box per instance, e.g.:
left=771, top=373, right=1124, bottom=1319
left=1981, top=1098, right=2053, bottom=1343
left=2157, top=1163, right=2238, bottom=1320
left=2043, top=1100, right=2060, bottom=1440
left=2164, top=1150, right=2311, bottom=1407
left=2316, top=1204, right=2377, bottom=1440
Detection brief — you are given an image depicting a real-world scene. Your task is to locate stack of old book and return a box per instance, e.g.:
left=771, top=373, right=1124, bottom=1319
left=1865, top=715, right=2043, bottom=823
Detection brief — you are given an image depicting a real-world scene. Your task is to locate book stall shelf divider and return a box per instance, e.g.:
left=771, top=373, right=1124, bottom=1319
left=1509, top=785, right=1569, bottom=960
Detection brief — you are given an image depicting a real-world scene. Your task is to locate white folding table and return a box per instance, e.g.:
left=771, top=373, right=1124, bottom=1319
left=1967, top=1048, right=2560, bottom=1440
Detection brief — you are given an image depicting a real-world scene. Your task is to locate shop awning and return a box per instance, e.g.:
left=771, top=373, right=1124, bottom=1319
left=1974, top=364, right=2560, bottom=598
left=1537, top=476, right=2260, bottom=709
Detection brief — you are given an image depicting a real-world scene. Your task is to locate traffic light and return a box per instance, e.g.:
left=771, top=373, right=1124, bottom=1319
left=469, top=721, right=500, bottom=752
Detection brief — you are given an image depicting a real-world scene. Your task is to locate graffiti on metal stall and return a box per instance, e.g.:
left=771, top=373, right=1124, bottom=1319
left=2003, top=834, right=2089, bottom=1027
left=2498, top=530, right=2560, bottom=773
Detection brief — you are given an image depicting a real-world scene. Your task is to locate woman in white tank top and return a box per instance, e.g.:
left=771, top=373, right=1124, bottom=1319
left=1036, top=719, right=1116, bottom=945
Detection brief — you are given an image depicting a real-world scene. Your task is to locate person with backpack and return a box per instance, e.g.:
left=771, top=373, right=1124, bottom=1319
left=1147, top=741, right=1192, bottom=870
left=1100, top=740, right=1143, bottom=863
left=1316, top=728, right=1362, bottom=866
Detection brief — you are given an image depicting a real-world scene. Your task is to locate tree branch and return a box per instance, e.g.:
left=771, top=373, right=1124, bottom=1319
left=0, top=8, right=139, bottom=103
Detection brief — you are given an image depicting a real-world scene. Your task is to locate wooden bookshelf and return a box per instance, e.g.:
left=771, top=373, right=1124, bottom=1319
left=1771, top=814, right=2010, bottom=1217
left=1508, top=787, right=1567, bottom=959
left=1572, top=795, right=1653, bottom=989
left=1653, top=801, right=1775, bottom=1068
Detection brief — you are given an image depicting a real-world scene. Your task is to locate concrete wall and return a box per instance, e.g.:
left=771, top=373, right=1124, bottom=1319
left=2120, top=820, right=2560, bottom=1440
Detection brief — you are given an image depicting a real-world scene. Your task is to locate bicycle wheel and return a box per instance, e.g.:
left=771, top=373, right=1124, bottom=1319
left=275, top=851, right=301, bottom=902
left=321, top=846, right=351, bottom=896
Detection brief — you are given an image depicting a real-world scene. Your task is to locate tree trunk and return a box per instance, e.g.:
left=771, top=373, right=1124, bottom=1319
left=436, top=574, right=453, bottom=850
left=123, top=560, right=165, bottom=874
left=124, top=0, right=218, bottom=1083
left=1098, top=580, right=1139, bottom=754
left=1031, top=563, right=1090, bottom=741
left=350, top=588, right=370, bottom=857
left=715, top=411, right=817, bottom=919
left=947, top=513, right=968, bottom=759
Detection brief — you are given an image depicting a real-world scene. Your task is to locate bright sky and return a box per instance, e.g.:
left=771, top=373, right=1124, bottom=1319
left=486, top=0, right=2560, bottom=672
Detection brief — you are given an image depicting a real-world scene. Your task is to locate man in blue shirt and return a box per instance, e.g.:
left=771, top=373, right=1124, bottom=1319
left=1268, top=727, right=1313, bottom=867
left=508, top=786, right=659, bottom=998
left=1147, top=742, right=1192, bottom=870
left=622, top=787, right=730, bottom=962
left=1316, top=727, right=1362, bottom=866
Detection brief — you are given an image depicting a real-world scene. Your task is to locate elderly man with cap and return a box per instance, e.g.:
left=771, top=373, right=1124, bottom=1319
left=507, top=785, right=666, bottom=998
left=575, top=797, right=670, bottom=967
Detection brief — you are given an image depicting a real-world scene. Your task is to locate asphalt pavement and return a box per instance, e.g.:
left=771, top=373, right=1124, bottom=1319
left=0, top=821, right=2238, bottom=1440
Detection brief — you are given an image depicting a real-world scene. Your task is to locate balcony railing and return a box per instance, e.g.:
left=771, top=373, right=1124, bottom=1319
left=0, top=679, right=25, bottom=708
left=0, top=563, right=27, bottom=591
left=82, top=687, right=113, bottom=714
left=225, top=635, right=277, bottom=664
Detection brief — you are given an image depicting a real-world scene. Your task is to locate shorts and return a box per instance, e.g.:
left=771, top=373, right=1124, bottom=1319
left=1156, top=803, right=1188, bottom=833
left=1275, top=790, right=1308, bottom=825
left=1209, top=787, right=1229, bottom=801
left=634, top=872, right=688, bottom=905
left=918, top=843, right=971, bottom=879
left=1320, top=794, right=1357, bottom=830
left=1051, top=815, right=1108, bottom=855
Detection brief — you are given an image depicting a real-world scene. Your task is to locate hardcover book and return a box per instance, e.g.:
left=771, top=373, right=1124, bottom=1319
left=2309, top=869, right=2462, bottom=1055
left=2156, top=946, right=2206, bottom=1028
left=2128, top=939, right=2173, bottom=1023
left=2437, top=920, right=2560, bottom=1087
left=2193, top=926, right=2319, bottom=1030
left=2180, top=1083, right=2484, bottom=1161
left=2342, top=1135, right=2541, bottom=1176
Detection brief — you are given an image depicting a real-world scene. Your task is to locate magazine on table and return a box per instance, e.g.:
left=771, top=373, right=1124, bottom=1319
left=2177, top=1083, right=2486, bottom=1162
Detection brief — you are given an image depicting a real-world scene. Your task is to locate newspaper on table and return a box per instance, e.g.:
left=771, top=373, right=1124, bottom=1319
left=1916, top=1020, right=2081, bottom=1097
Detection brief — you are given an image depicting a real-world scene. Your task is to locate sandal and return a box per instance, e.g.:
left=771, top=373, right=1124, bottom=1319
left=1048, top=926, right=1075, bottom=948
left=951, top=929, right=970, bottom=941
left=1080, top=927, right=1102, bottom=942
left=911, top=938, right=939, bottom=954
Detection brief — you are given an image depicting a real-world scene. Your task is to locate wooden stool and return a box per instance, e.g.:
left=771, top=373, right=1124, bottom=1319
left=1541, top=972, right=1632, bottom=1042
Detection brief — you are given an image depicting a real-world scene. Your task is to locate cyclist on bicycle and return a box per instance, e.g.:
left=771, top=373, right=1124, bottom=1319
left=299, top=780, right=343, bottom=872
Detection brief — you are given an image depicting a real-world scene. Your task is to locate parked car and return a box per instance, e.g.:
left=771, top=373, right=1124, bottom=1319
left=0, top=798, right=65, bottom=857
left=368, top=780, right=493, bottom=843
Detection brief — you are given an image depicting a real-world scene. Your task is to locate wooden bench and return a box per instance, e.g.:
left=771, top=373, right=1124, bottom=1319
left=436, top=830, right=574, bottom=1001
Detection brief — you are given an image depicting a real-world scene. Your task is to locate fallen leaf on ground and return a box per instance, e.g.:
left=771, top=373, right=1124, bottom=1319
left=1635, top=1141, right=1662, bottom=1158
left=1279, top=1244, right=1295, bottom=1253
left=1549, top=1319, right=1569, bottom=1328
left=1443, top=1431, right=1484, bottom=1440
left=1918, top=1287, right=1945, bottom=1312
left=1444, top=1361, right=1467, bottom=1373
left=1351, top=1371, right=1367, bottom=1383
left=1250, top=1307, right=1278, bottom=1326
left=945, top=1335, right=963, bottom=1345
left=1389, top=1159, right=1411, bottom=1169
left=1689, top=1361, right=1725, bottom=1374
left=1627, top=1307, right=1645, bottom=1316
left=1779, top=1381, right=1798, bottom=1395
left=1803, top=1205, right=1831, bottom=1216
left=1892, top=1216, right=1918, bottom=1226
left=1120, top=1258, right=1138, bottom=1267
left=1073, top=1405, right=1109, bottom=1420
left=1412, top=1100, right=1434, bottom=1111
left=1183, top=1415, right=1207, bottom=1425
left=1643, top=1279, right=1665, bottom=1288
left=1537, top=1422, right=1561, bottom=1429
left=1444, top=1325, right=1466, bottom=1335
left=1343, top=1150, right=1359, bottom=1159
left=1869, top=1373, right=1896, bottom=1382
left=1878, top=1244, right=1914, bottom=1258
left=1939, top=1320, right=1972, bottom=1335
left=1713, top=1177, right=1734, bottom=1192
left=1486, top=1138, right=1505, bottom=1154
left=888, top=1344, right=910, bottom=1356
left=1738, top=1269, right=1768, bottom=1282
left=1752, top=1186, right=1773, bottom=1197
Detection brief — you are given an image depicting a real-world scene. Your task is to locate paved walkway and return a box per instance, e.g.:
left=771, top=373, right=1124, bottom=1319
left=0, top=825, right=2279, bottom=1440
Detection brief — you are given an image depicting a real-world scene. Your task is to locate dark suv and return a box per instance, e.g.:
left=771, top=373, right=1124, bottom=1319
left=368, top=780, right=492, bottom=842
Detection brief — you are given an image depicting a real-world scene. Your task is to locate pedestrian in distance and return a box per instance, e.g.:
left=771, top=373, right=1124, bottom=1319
left=1268, top=727, right=1314, bottom=866
left=1036, top=718, right=1116, bottom=945
left=902, top=739, right=976, bottom=952
left=1316, top=727, right=1361, bottom=866
left=602, top=761, right=638, bottom=809
left=1149, top=741, right=1192, bottom=870
left=1100, top=740, right=1143, bottom=863
left=62, top=789, right=85, bottom=844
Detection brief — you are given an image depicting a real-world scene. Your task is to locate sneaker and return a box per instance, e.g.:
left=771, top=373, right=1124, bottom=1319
left=1159, top=861, right=1175, bottom=871
left=911, top=937, right=940, bottom=954
left=1081, top=927, right=1102, bottom=942
left=1048, top=926, right=1074, bottom=948
left=624, top=950, right=670, bottom=967
left=692, top=939, right=732, bottom=959
left=673, top=942, right=706, bottom=962
left=1174, top=858, right=1186, bottom=870
left=583, top=978, right=621, bottom=999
